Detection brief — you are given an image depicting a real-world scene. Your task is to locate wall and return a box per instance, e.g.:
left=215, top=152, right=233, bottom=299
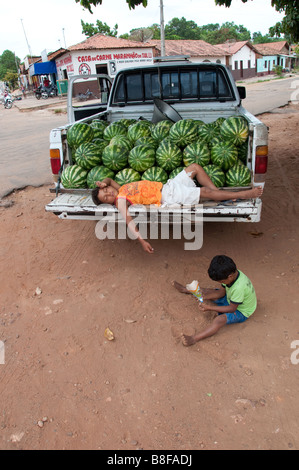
left=228, top=45, right=256, bottom=80
left=55, top=48, right=154, bottom=80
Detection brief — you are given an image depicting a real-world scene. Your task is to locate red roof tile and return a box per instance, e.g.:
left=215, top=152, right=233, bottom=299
left=69, top=33, right=153, bottom=51
left=149, top=39, right=224, bottom=57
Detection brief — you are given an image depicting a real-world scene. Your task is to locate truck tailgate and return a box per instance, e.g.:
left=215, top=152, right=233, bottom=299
left=45, top=191, right=262, bottom=222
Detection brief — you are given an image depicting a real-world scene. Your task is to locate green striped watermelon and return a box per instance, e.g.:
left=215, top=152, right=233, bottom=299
left=214, top=117, right=226, bottom=127
left=220, top=116, right=249, bottom=146
left=238, top=140, right=248, bottom=162
left=87, top=165, right=115, bottom=189
left=169, top=119, right=198, bottom=147
left=75, top=142, right=102, bottom=170
left=67, top=123, right=94, bottom=149
left=169, top=167, right=185, bottom=179
left=141, top=166, right=168, bottom=184
left=128, top=145, right=156, bottom=172
left=90, top=120, right=108, bottom=138
left=118, top=118, right=136, bottom=128
left=203, top=164, right=225, bottom=188
left=197, top=123, right=220, bottom=145
left=127, top=121, right=152, bottom=143
left=92, top=138, right=108, bottom=154
left=211, top=142, right=238, bottom=171
left=156, top=139, right=182, bottom=171
left=151, top=120, right=173, bottom=143
left=110, top=135, right=133, bottom=151
left=183, top=141, right=210, bottom=167
left=134, top=136, right=158, bottom=149
left=115, top=168, right=141, bottom=186
left=102, top=144, right=129, bottom=171
left=61, top=165, right=88, bottom=188
left=103, top=122, right=127, bottom=141
left=225, top=164, right=251, bottom=187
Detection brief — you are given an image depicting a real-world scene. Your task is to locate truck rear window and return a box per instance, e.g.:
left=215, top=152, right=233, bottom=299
left=112, top=65, right=234, bottom=104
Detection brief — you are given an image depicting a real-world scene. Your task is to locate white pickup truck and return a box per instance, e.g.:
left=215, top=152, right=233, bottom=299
left=46, top=59, right=268, bottom=232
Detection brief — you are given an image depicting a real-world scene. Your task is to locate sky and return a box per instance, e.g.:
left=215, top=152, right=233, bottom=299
left=1, top=0, right=285, bottom=60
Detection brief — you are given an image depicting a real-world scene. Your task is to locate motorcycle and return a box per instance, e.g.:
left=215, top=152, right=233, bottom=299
left=3, top=91, right=13, bottom=109
left=35, top=83, right=58, bottom=100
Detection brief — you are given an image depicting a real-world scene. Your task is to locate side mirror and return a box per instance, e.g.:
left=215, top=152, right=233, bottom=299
left=237, top=86, right=246, bottom=100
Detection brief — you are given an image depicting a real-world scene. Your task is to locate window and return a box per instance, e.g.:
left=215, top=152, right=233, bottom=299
left=248, top=60, right=251, bottom=69
left=234, top=61, right=238, bottom=70
left=112, top=65, right=235, bottom=104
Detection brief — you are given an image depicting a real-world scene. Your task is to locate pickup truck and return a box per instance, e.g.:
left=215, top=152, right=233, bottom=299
left=46, top=59, right=268, bottom=237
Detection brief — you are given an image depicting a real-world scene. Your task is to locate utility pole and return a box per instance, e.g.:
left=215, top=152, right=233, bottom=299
left=62, top=28, right=67, bottom=49
left=160, top=0, right=165, bottom=57
left=20, top=18, right=32, bottom=57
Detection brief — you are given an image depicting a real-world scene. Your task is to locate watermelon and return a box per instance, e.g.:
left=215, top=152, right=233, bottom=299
left=225, top=164, right=251, bottom=187
left=103, top=122, right=127, bottom=141
left=61, top=165, right=88, bottom=188
left=156, top=139, right=182, bottom=171
left=220, top=116, right=249, bottom=146
left=169, top=119, right=198, bottom=147
left=90, top=120, right=108, bottom=138
left=183, top=141, right=210, bottom=167
left=115, top=168, right=140, bottom=186
left=87, top=165, right=115, bottom=189
left=110, top=135, right=133, bottom=151
left=238, top=140, right=248, bottom=162
left=67, top=123, right=94, bottom=149
left=169, top=167, right=184, bottom=179
left=92, top=138, right=108, bottom=154
left=75, top=142, right=102, bottom=170
left=214, top=117, right=226, bottom=127
left=210, top=142, right=238, bottom=171
left=128, top=145, right=156, bottom=172
left=151, top=120, right=173, bottom=143
left=135, top=136, right=158, bottom=149
left=197, top=123, right=220, bottom=145
left=127, top=121, right=152, bottom=143
left=141, top=166, right=168, bottom=184
left=203, top=164, right=225, bottom=188
left=118, top=118, right=136, bottom=128
left=102, top=144, right=129, bottom=171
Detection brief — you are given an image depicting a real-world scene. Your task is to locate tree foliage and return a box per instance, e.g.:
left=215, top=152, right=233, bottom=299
left=0, top=50, right=20, bottom=81
left=81, top=19, right=118, bottom=37
left=215, top=0, right=299, bottom=42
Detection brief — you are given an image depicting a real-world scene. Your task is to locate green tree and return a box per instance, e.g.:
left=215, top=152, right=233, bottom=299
left=0, top=50, right=20, bottom=80
left=81, top=19, right=118, bottom=37
left=165, top=17, right=202, bottom=40
left=215, top=0, right=299, bottom=42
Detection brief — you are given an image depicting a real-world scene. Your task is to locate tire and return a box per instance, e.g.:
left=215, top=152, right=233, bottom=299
left=35, top=94, right=41, bottom=100
left=5, top=100, right=13, bottom=109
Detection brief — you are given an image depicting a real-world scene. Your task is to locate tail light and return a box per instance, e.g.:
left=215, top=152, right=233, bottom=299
left=50, top=149, right=61, bottom=175
left=255, top=146, right=268, bottom=174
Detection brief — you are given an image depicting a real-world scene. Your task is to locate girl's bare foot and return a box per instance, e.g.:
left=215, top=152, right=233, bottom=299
left=172, top=280, right=190, bottom=294
left=182, top=334, right=196, bottom=346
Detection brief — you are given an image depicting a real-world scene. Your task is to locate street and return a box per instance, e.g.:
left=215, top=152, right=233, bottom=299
left=0, top=75, right=297, bottom=199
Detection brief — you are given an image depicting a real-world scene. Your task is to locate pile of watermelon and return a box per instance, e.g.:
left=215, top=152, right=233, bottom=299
left=61, top=115, right=251, bottom=190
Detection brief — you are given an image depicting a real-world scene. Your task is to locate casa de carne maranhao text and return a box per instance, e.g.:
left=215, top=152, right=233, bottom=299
left=107, top=454, right=192, bottom=467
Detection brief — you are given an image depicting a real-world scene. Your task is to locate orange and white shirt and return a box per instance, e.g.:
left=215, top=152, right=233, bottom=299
left=116, top=181, right=163, bottom=206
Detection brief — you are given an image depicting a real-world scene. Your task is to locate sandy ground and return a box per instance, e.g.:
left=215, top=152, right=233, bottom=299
left=0, top=103, right=299, bottom=451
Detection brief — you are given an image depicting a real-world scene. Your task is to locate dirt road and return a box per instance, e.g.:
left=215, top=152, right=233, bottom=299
left=0, top=104, right=299, bottom=451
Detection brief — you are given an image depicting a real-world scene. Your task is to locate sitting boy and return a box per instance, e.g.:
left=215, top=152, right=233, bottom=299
left=91, top=164, right=263, bottom=254
left=173, top=255, right=257, bottom=346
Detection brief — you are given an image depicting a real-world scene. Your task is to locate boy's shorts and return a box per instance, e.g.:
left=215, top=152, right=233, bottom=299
left=161, top=169, right=201, bottom=206
left=214, top=296, right=248, bottom=325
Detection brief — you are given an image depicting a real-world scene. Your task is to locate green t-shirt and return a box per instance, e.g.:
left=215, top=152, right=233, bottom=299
left=222, top=270, right=257, bottom=318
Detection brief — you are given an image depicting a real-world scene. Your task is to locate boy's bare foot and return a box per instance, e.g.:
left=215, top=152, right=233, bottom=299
left=239, top=186, right=263, bottom=199
left=182, top=334, right=196, bottom=346
left=172, top=280, right=190, bottom=294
